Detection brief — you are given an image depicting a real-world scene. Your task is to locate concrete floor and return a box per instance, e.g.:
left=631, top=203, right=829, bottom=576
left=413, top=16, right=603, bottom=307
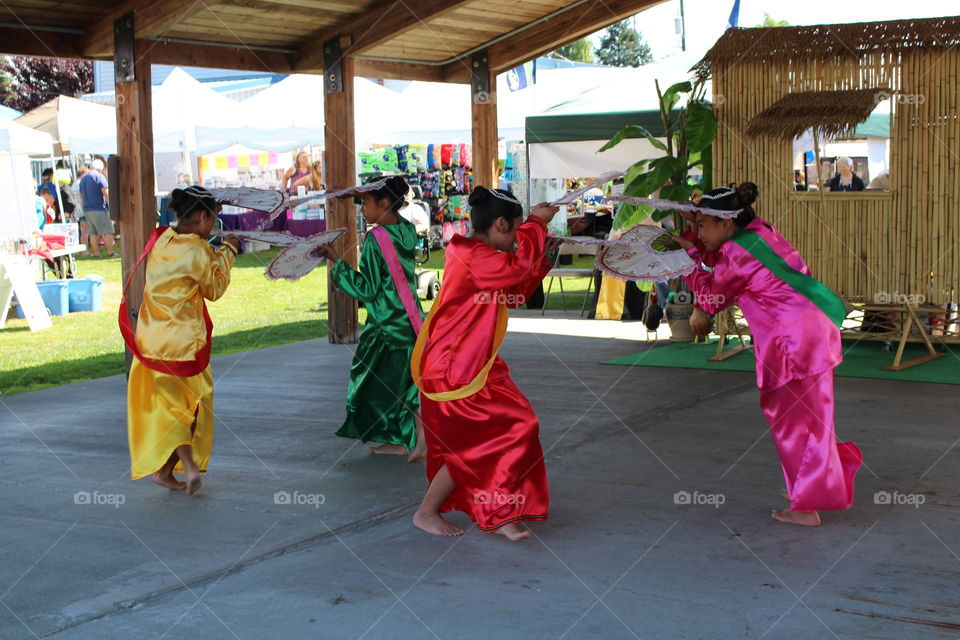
left=1, top=311, right=958, bottom=639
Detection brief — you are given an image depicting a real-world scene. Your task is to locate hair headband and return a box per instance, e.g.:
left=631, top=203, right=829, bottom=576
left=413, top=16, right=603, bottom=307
left=489, top=188, right=520, bottom=205
left=698, top=187, right=735, bottom=202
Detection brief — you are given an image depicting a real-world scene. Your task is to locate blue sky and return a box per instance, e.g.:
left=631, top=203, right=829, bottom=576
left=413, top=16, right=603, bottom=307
left=615, top=0, right=960, bottom=60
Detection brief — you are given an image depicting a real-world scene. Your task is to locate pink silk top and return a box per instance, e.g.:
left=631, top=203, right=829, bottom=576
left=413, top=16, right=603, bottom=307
left=418, top=219, right=553, bottom=395
left=682, top=218, right=841, bottom=390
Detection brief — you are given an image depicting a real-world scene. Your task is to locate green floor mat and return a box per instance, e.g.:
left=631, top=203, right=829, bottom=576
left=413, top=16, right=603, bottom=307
left=602, top=338, right=960, bottom=385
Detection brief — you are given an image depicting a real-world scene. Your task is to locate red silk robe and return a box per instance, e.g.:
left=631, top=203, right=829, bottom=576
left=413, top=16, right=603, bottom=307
left=413, top=218, right=553, bottom=530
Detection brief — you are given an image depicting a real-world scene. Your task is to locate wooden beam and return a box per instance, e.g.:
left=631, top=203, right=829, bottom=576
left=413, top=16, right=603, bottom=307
left=295, top=0, right=472, bottom=72
left=353, top=58, right=445, bottom=83
left=146, top=40, right=295, bottom=74
left=116, top=39, right=156, bottom=371
left=324, top=55, right=359, bottom=344
left=84, top=0, right=213, bottom=57
left=442, top=0, right=666, bottom=79
left=471, top=61, right=498, bottom=189
left=0, top=27, right=83, bottom=59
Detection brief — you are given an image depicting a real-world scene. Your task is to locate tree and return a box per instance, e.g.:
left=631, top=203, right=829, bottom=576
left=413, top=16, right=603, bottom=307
left=595, top=20, right=653, bottom=67
left=0, top=56, right=94, bottom=113
left=549, top=38, right=594, bottom=64
left=757, top=13, right=789, bottom=27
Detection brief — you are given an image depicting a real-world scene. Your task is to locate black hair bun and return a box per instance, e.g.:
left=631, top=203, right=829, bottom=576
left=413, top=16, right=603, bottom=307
left=385, top=175, right=409, bottom=198
left=170, top=188, right=186, bottom=206
left=468, top=186, right=492, bottom=207
left=736, top=182, right=759, bottom=206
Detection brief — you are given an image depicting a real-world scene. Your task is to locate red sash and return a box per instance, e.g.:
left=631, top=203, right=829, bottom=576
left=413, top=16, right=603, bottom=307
left=118, top=226, right=213, bottom=377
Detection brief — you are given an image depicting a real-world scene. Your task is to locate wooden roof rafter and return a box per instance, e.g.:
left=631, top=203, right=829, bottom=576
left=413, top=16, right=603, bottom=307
left=295, top=0, right=475, bottom=72
left=83, top=0, right=214, bottom=57
left=0, top=0, right=667, bottom=83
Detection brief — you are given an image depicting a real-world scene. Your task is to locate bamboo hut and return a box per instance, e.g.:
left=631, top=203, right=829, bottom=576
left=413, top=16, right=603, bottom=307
left=696, top=17, right=960, bottom=367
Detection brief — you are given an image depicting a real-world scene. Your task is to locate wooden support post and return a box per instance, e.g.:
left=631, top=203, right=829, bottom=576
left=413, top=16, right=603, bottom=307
left=323, top=39, right=358, bottom=344
left=471, top=51, right=497, bottom=190
left=115, top=24, right=156, bottom=372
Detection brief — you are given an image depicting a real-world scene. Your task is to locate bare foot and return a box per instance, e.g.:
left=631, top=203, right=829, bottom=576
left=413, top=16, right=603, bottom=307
left=772, top=509, right=821, bottom=527
left=413, top=511, right=465, bottom=536
left=780, top=489, right=790, bottom=501
left=494, top=523, right=532, bottom=541
left=185, top=470, right=203, bottom=496
left=152, top=471, right=186, bottom=491
left=407, top=439, right=426, bottom=463
left=368, top=443, right=408, bottom=456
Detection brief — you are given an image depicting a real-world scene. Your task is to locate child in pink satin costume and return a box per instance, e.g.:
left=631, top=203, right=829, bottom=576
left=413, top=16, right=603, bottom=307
left=676, top=182, right=862, bottom=527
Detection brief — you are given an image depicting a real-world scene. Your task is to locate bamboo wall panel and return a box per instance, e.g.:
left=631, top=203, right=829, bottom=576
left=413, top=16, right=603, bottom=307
left=712, top=49, right=958, bottom=304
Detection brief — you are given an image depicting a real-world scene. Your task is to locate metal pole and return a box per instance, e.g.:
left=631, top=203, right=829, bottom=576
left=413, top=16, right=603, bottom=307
left=680, top=0, right=686, bottom=52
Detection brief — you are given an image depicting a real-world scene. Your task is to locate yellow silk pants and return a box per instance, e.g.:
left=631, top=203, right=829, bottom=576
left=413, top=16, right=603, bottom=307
left=127, top=360, right=214, bottom=480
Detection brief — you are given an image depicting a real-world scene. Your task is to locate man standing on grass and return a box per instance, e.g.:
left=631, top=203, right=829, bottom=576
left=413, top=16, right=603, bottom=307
left=79, top=159, right=116, bottom=258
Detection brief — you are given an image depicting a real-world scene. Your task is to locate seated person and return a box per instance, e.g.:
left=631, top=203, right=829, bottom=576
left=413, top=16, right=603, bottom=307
left=826, top=157, right=865, bottom=191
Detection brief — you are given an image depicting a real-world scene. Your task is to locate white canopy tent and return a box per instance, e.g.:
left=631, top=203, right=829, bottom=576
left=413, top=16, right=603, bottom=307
left=234, top=74, right=399, bottom=153
left=69, top=67, right=248, bottom=155
left=0, top=119, right=53, bottom=239
left=14, top=95, right=114, bottom=155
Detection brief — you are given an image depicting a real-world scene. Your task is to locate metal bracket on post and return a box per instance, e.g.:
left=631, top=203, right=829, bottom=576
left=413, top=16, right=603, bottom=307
left=114, top=12, right=135, bottom=83
left=471, top=51, right=490, bottom=105
left=323, top=37, right=343, bottom=95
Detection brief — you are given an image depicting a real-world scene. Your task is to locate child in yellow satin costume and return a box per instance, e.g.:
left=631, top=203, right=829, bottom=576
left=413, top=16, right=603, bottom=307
left=124, top=186, right=239, bottom=495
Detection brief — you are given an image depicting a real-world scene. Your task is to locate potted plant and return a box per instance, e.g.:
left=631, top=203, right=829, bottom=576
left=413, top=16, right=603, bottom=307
left=600, top=74, right=717, bottom=339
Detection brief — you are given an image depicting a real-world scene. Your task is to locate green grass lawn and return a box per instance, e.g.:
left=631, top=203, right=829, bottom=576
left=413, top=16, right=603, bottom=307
left=2, top=245, right=596, bottom=396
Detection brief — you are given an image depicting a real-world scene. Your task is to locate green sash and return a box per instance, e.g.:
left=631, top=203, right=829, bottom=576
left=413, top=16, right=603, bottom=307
left=731, top=229, right=847, bottom=327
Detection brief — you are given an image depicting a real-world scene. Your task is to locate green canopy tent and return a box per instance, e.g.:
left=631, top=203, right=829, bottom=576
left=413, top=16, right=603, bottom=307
left=523, top=52, right=704, bottom=180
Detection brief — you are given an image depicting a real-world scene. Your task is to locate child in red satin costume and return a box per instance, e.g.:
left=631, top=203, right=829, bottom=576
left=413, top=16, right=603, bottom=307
left=411, top=187, right=560, bottom=541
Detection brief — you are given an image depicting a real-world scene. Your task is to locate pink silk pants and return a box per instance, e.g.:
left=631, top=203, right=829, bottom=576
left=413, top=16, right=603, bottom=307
left=759, top=369, right=862, bottom=512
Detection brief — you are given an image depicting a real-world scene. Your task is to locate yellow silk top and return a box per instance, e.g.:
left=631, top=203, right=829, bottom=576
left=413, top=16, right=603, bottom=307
left=135, top=227, right=236, bottom=361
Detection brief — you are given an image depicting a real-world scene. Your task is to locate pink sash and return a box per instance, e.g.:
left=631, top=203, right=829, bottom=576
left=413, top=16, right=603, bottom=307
left=370, top=225, right=423, bottom=335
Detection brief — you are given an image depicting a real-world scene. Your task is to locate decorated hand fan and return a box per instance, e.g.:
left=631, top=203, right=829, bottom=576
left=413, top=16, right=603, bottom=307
left=208, top=188, right=287, bottom=216
left=210, top=229, right=300, bottom=246
left=551, top=170, right=626, bottom=205
left=604, top=195, right=742, bottom=219
left=266, top=229, right=346, bottom=281
left=597, top=224, right=696, bottom=283
left=320, top=179, right=387, bottom=201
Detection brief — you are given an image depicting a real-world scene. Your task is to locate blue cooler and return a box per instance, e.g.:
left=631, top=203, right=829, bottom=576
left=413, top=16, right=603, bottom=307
left=16, top=279, right=70, bottom=318
left=68, top=276, right=104, bottom=313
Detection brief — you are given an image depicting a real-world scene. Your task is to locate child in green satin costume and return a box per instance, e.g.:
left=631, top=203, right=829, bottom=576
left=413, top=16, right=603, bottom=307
left=317, top=176, right=425, bottom=461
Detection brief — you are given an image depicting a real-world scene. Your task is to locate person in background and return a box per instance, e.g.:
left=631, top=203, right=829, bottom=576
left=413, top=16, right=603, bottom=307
left=34, top=185, right=48, bottom=230
left=282, top=151, right=312, bottom=194
left=292, top=159, right=324, bottom=193
left=793, top=169, right=808, bottom=191
left=826, top=157, right=865, bottom=192
left=55, top=160, right=72, bottom=187
left=38, top=187, right=57, bottom=224
left=72, top=165, right=89, bottom=253
left=79, top=159, right=116, bottom=258
left=37, top=168, right=56, bottom=198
